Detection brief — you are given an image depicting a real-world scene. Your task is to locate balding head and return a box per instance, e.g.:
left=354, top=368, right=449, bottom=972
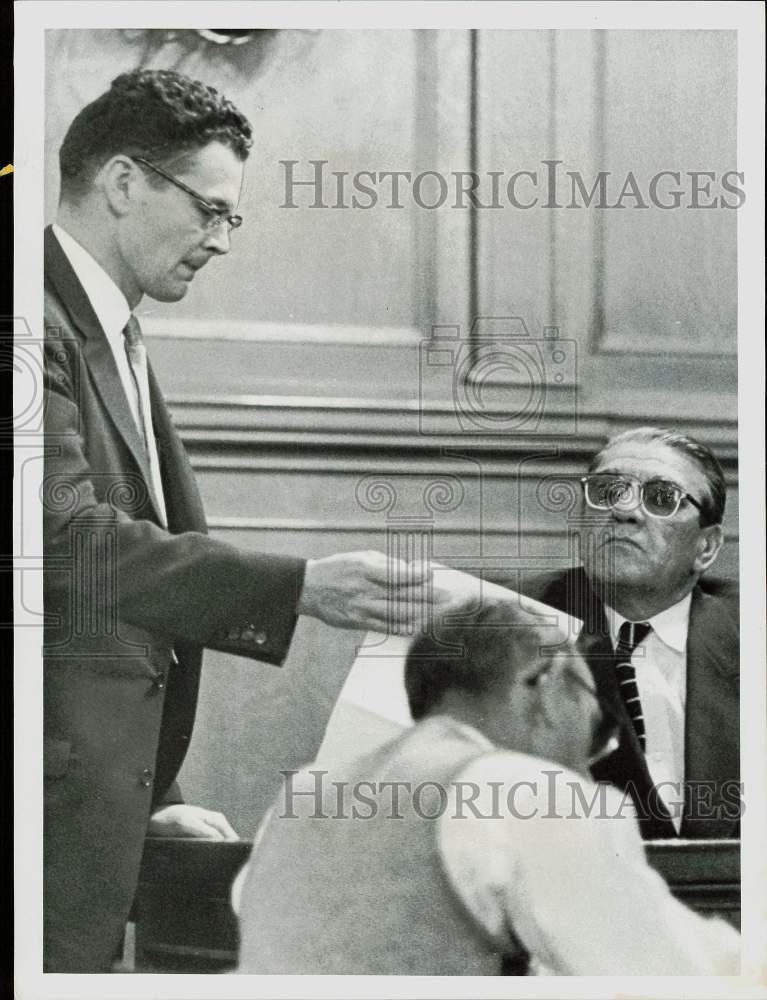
left=405, top=602, right=602, bottom=772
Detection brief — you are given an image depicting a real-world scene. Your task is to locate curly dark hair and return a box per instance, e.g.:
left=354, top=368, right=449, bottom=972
left=59, top=69, right=253, bottom=199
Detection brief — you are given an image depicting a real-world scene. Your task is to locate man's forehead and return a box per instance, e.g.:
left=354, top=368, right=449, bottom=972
left=593, top=440, right=706, bottom=492
left=178, top=141, right=245, bottom=207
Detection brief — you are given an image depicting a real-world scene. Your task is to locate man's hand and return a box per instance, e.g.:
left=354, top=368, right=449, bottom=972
left=298, top=551, right=442, bottom=632
left=148, top=804, right=239, bottom=841
left=296, top=552, right=579, bottom=637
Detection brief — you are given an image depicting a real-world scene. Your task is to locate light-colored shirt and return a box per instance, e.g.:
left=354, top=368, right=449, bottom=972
left=437, top=722, right=740, bottom=976
left=52, top=223, right=139, bottom=427
left=604, top=593, right=692, bottom=831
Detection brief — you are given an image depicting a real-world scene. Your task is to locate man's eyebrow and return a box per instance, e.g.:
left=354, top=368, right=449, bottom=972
left=593, top=469, right=685, bottom=489
left=203, top=196, right=234, bottom=211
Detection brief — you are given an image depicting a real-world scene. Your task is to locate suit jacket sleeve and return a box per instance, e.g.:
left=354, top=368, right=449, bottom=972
left=42, top=331, right=306, bottom=666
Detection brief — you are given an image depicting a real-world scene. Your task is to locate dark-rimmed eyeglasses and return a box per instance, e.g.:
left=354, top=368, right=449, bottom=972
left=132, top=156, right=243, bottom=232
left=525, top=660, right=623, bottom=767
left=580, top=474, right=705, bottom=520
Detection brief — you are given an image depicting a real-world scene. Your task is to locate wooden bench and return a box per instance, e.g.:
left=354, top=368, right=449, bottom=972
left=134, top=836, right=740, bottom=972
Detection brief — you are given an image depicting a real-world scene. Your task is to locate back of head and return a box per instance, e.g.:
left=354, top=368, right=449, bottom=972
left=404, top=602, right=545, bottom=721
left=589, top=426, right=726, bottom=526
left=59, top=69, right=253, bottom=202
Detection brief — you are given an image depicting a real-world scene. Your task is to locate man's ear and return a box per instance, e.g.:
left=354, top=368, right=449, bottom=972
left=693, top=522, right=724, bottom=575
left=97, top=155, right=142, bottom=218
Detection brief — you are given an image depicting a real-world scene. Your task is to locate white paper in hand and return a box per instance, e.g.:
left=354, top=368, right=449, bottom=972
left=316, top=571, right=583, bottom=764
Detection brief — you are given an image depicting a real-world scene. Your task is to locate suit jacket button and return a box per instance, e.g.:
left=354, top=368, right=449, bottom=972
left=139, top=768, right=153, bottom=788
left=153, top=672, right=166, bottom=690
left=255, top=631, right=268, bottom=645
left=241, top=628, right=255, bottom=642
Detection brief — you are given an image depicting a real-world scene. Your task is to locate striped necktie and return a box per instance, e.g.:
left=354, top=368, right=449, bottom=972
left=615, top=621, right=652, bottom=752
left=122, top=316, right=168, bottom=527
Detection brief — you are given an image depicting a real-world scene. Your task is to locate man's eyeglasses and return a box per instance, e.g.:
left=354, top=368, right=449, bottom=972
left=580, top=474, right=705, bottom=520
left=132, top=156, right=243, bottom=232
left=525, top=660, right=623, bottom=767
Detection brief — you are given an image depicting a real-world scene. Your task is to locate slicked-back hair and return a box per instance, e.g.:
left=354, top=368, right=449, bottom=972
left=404, top=603, right=549, bottom=721
left=589, top=426, right=726, bottom=527
left=59, top=69, right=253, bottom=200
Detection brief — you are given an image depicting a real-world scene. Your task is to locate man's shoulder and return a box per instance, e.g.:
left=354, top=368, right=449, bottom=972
left=692, top=575, right=739, bottom=629
left=697, top=575, right=739, bottom=603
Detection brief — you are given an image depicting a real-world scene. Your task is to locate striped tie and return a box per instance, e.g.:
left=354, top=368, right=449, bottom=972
left=122, top=316, right=168, bottom=527
left=615, top=621, right=652, bottom=751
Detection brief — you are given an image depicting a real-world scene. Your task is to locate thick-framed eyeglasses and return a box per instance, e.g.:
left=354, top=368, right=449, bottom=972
left=525, top=660, right=623, bottom=767
left=132, top=156, right=243, bottom=232
left=580, top=474, right=705, bottom=520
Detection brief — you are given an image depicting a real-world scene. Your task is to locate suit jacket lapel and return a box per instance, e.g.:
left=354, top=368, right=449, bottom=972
left=682, top=586, right=740, bottom=837
left=545, top=568, right=676, bottom=837
left=44, top=226, right=164, bottom=524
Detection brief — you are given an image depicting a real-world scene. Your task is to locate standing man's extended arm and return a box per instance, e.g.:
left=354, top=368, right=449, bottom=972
left=43, top=337, right=438, bottom=653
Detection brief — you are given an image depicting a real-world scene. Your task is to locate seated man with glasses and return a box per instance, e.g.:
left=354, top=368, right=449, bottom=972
left=512, top=426, right=739, bottom=839
left=237, top=602, right=740, bottom=975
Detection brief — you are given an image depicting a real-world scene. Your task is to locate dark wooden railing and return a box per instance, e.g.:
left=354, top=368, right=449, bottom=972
left=134, top=837, right=740, bottom=973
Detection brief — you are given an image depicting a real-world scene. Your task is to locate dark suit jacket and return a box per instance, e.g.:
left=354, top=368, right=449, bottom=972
left=42, top=226, right=307, bottom=971
left=517, top=566, right=740, bottom=840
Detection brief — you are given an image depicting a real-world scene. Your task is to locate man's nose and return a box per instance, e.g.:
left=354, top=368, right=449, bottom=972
left=202, top=225, right=232, bottom=255
left=609, top=500, right=643, bottom=523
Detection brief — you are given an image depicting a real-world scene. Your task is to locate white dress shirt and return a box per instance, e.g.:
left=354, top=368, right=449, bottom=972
left=52, top=223, right=139, bottom=427
left=437, top=722, right=740, bottom=976
left=604, top=593, right=692, bottom=831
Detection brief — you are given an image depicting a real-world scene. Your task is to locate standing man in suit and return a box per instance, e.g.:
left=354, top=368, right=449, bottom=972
left=517, top=427, right=740, bottom=839
left=42, top=68, right=447, bottom=971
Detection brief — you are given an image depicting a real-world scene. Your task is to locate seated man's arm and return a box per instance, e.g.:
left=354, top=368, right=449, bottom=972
left=438, top=753, right=740, bottom=976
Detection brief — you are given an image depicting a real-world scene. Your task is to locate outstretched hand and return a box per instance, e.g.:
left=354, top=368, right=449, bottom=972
left=297, top=553, right=582, bottom=639
left=298, top=550, right=444, bottom=632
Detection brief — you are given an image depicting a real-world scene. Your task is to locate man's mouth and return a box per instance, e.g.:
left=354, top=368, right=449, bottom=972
left=600, top=535, right=642, bottom=549
left=178, top=260, right=206, bottom=278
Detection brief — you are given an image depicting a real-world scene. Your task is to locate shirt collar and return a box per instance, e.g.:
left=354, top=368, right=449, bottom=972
left=427, top=716, right=496, bottom=752
left=605, top=591, right=693, bottom=654
left=52, top=224, right=131, bottom=343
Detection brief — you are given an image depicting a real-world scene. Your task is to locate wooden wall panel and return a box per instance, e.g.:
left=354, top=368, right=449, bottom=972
left=475, top=28, right=739, bottom=408
left=599, top=31, right=738, bottom=355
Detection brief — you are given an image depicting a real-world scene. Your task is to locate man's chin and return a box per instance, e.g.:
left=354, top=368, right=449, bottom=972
left=584, top=563, right=644, bottom=589
left=147, top=282, right=190, bottom=303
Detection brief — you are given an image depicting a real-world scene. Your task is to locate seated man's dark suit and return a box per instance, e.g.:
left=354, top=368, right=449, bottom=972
left=517, top=566, right=740, bottom=840
left=42, top=226, right=307, bottom=971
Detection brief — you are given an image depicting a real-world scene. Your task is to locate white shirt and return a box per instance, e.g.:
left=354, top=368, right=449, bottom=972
left=52, top=223, right=140, bottom=428
left=604, top=593, right=692, bottom=831
left=437, top=722, right=740, bottom=976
